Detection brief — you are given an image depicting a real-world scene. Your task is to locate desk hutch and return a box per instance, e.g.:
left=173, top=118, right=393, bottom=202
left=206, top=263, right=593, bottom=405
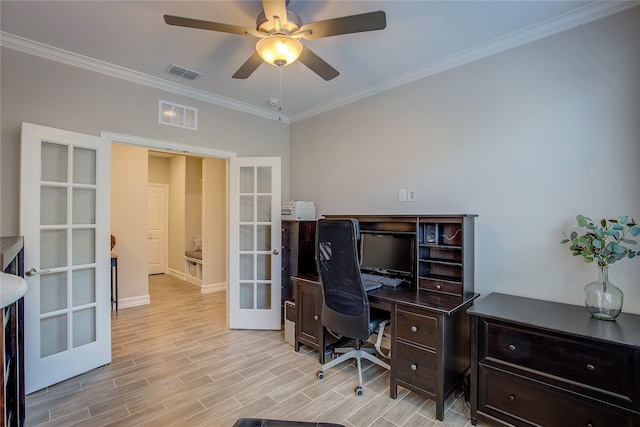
left=292, top=214, right=478, bottom=421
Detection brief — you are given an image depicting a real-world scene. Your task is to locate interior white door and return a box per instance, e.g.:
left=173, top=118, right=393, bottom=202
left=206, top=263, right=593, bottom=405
left=20, top=122, right=111, bottom=393
left=229, top=157, right=281, bottom=329
left=147, top=184, right=168, bottom=275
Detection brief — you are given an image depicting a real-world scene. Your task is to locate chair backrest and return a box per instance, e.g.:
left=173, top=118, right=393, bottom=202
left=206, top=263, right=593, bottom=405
left=316, top=218, right=371, bottom=341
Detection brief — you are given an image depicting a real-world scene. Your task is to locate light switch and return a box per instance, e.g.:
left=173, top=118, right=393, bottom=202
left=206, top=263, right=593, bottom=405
left=407, top=189, right=416, bottom=202
left=398, top=188, right=407, bottom=202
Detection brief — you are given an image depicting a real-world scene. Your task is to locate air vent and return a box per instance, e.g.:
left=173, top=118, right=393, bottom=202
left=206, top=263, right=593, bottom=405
left=166, top=64, right=202, bottom=81
left=159, top=100, right=198, bottom=130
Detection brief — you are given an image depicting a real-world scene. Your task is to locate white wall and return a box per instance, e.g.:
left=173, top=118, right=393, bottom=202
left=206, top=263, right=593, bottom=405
left=169, top=156, right=186, bottom=274
left=111, top=144, right=149, bottom=302
left=290, top=9, right=640, bottom=312
left=185, top=157, right=203, bottom=252
left=203, top=157, right=227, bottom=291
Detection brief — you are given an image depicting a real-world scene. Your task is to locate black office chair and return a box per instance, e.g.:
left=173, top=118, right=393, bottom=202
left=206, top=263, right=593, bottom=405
left=314, top=218, right=390, bottom=396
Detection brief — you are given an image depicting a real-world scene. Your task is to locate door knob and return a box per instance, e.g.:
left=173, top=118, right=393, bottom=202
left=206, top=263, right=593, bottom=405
left=26, top=267, right=51, bottom=277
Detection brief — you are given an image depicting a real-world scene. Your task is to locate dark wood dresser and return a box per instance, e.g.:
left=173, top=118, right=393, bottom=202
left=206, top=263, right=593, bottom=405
left=468, top=293, right=640, bottom=426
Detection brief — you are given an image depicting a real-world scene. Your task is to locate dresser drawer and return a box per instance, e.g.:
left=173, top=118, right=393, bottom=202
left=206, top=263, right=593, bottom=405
left=478, top=365, right=639, bottom=427
left=486, top=321, right=638, bottom=400
left=395, top=341, right=436, bottom=394
left=396, top=309, right=436, bottom=348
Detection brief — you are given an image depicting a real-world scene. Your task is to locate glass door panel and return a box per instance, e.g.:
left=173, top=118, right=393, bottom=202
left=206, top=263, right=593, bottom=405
left=41, top=142, right=68, bottom=182
left=41, top=230, right=67, bottom=268
left=73, top=147, right=96, bottom=185
left=41, top=186, right=67, bottom=225
left=40, top=272, right=67, bottom=314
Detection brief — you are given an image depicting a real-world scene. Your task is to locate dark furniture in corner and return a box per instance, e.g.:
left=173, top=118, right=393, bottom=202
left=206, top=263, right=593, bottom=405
left=1, top=236, right=26, bottom=427
left=468, top=293, right=640, bottom=426
left=281, top=220, right=316, bottom=304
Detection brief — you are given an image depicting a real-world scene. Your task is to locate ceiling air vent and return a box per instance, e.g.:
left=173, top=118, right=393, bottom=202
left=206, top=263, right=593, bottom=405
left=166, top=64, right=202, bottom=81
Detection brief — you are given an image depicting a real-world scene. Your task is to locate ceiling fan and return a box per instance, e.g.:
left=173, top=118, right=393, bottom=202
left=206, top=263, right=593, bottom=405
left=164, top=0, right=386, bottom=81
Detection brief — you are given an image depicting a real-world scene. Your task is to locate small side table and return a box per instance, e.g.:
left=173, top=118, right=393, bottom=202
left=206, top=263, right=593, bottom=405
left=110, top=253, right=118, bottom=313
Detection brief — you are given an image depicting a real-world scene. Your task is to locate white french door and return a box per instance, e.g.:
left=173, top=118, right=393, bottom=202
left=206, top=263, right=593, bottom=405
left=20, top=122, right=111, bottom=393
left=229, top=157, right=281, bottom=329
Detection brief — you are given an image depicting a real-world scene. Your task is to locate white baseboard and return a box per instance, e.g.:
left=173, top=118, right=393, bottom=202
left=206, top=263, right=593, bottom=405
left=185, top=275, right=202, bottom=286
left=167, top=268, right=184, bottom=280
left=201, top=282, right=227, bottom=294
left=116, top=294, right=151, bottom=309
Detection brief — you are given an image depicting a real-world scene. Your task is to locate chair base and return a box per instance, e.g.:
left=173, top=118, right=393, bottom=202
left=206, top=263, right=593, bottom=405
left=316, top=343, right=390, bottom=396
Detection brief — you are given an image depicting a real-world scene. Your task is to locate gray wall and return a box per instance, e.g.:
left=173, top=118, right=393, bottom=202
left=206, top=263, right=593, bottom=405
left=289, top=9, right=640, bottom=312
left=2, top=8, right=639, bottom=314
left=0, top=48, right=290, bottom=234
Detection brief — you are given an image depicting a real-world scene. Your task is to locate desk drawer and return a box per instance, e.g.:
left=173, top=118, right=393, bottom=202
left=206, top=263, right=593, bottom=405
left=485, top=321, right=638, bottom=399
left=396, top=309, right=436, bottom=348
left=395, top=341, right=436, bottom=394
left=479, top=365, right=639, bottom=427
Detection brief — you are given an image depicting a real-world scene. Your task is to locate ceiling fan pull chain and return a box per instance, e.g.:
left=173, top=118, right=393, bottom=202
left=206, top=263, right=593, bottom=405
left=278, top=65, right=283, bottom=122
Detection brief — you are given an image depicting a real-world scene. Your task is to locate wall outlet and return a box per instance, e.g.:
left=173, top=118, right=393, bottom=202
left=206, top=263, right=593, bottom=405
left=407, top=189, right=416, bottom=202
left=398, top=188, right=407, bottom=202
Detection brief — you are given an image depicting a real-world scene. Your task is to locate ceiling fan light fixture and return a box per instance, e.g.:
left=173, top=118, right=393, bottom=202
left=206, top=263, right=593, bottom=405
left=256, top=34, right=303, bottom=67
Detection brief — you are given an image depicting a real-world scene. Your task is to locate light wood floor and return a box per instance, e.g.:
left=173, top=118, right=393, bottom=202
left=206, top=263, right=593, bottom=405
left=26, top=274, right=489, bottom=427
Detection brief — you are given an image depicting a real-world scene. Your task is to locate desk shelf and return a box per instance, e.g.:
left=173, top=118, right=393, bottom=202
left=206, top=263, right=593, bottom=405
left=417, top=217, right=474, bottom=297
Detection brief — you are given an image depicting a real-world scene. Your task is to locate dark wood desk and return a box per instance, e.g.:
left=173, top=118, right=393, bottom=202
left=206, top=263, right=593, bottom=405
left=293, top=274, right=479, bottom=421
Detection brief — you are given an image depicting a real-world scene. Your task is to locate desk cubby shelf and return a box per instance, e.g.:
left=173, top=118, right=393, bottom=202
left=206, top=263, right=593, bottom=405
left=417, top=217, right=474, bottom=297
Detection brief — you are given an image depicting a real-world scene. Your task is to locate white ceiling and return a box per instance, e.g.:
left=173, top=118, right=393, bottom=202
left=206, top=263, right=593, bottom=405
left=1, top=1, right=637, bottom=122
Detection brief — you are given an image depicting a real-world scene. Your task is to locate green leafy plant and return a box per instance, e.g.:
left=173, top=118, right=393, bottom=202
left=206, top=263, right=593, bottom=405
left=561, top=215, right=640, bottom=268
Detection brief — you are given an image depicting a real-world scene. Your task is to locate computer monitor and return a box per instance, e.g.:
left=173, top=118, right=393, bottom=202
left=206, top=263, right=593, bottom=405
left=360, top=232, right=414, bottom=277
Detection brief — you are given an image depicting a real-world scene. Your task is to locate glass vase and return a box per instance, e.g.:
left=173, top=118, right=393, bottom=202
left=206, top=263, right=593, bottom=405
left=584, top=267, right=623, bottom=320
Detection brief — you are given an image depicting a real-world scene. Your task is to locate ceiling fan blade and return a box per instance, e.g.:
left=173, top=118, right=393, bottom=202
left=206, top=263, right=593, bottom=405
left=232, top=52, right=264, bottom=79
left=299, top=11, right=386, bottom=40
left=164, top=15, right=254, bottom=36
left=298, top=46, right=339, bottom=81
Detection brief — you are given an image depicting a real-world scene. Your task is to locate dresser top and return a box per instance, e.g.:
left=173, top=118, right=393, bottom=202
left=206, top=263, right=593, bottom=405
left=467, top=293, right=640, bottom=347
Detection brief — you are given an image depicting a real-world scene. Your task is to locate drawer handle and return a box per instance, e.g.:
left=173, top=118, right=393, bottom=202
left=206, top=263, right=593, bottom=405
left=313, top=315, right=319, bottom=321
left=410, top=326, right=418, bottom=333
left=436, top=284, right=441, bottom=290
left=508, top=344, right=516, bottom=351
left=509, top=394, right=516, bottom=402
left=410, top=364, right=417, bottom=371
left=587, top=423, right=594, bottom=427
left=586, top=364, right=595, bottom=372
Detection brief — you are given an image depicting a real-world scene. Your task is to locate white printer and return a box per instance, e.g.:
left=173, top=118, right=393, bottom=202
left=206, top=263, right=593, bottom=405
left=281, top=201, right=316, bottom=221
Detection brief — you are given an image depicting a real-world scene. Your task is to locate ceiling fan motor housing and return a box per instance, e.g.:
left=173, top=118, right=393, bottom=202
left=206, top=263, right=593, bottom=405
left=256, top=10, right=302, bottom=34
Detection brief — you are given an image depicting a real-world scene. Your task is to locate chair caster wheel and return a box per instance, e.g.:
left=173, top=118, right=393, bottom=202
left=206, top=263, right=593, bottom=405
left=354, top=386, right=363, bottom=396
left=316, top=371, right=325, bottom=380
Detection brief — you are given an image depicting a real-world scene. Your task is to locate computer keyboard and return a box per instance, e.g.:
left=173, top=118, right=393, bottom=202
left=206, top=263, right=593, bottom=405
left=361, top=273, right=404, bottom=288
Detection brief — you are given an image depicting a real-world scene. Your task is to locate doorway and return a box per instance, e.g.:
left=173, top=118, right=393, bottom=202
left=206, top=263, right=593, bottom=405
left=109, top=135, right=232, bottom=308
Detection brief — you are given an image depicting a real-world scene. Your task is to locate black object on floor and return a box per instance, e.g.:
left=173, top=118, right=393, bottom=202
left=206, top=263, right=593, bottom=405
left=232, top=419, right=345, bottom=427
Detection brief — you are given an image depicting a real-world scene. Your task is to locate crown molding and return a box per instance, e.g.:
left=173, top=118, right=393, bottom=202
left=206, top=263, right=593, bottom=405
left=289, top=1, right=640, bottom=122
left=0, top=32, right=290, bottom=123
left=2, top=1, right=637, bottom=124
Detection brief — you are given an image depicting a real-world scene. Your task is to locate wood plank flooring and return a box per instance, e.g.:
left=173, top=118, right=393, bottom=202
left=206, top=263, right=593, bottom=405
left=26, top=274, right=487, bottom=427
